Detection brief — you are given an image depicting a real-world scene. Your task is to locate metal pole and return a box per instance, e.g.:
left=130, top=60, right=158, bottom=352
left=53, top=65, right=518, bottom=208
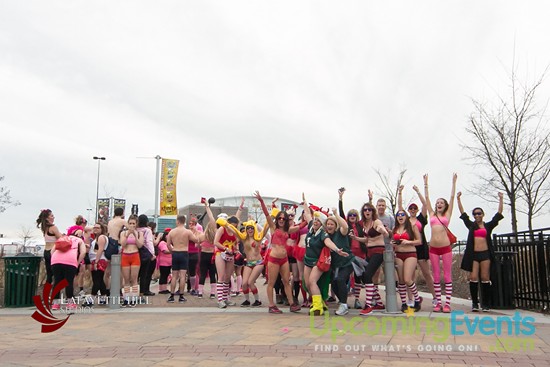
left=93, top=156, right=105, bottom=222
left=109, top=254, right=121, bottom=309
left=383, top=243, right=400, bottom=313
left=154, top=155, right=161, bottom=226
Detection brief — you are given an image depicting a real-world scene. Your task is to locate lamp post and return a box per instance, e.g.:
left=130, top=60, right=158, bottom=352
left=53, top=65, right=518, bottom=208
left=93, top=156, right=106, bottom=222
left=86, top=208, right=93, bottom=223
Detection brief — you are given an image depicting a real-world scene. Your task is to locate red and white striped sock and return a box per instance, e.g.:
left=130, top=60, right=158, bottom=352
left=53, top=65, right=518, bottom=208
left=434, top=283, right=442, bottom=305
left=445, top=283, right=453, bottom=307
left=373, top=285, right=382, bottom=305
left=354, top=283, right=362, bottom=300
left=408, top=282, right=420, bottom=302
left=398, top=283, right=407, bottom=304
left=365, top=283, right=375, bottom=307
left=216, top=282, right=224, bottom=302
left=223, top=282, right=230, bottom=301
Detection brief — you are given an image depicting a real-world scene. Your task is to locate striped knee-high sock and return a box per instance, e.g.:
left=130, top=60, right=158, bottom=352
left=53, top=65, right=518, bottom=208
left=445, top=283, right=453, bottom=307
left=373, top=285, right=382, bottom=305
left=224, top=282, right=230, bottom=301
left=434, top=283, right=442, bottom=305
left=354, top=283, right=362, bottom=300
left=398, top=283, right=407, bottom=304
left=365, top=283, right=375, bottom=307
left=216, top=282, right=224, bottom=302
left=408, top=282, right=420, bottom=302
left=123, top=286, right=131, bottom=301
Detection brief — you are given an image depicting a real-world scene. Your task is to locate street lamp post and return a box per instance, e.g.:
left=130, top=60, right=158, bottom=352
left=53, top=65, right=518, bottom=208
left=93, top=156, right=106, bottom=222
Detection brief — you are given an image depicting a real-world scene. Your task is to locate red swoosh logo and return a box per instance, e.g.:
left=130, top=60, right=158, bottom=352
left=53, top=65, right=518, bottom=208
left=31, top=280, right=71, bottom=333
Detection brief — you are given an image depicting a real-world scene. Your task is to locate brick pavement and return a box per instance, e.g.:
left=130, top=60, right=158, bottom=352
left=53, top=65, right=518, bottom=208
left=1, top=281, right=549, bottom=366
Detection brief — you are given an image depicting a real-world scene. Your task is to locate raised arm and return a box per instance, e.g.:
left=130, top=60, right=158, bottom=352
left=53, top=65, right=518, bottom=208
left=235, top=197, right=245, bottom=221
left=412, top=185, right=428, bottom=217
left=332, top=207, right=349, bottom=235
left=423, top=174, right=434, bottom=216
left=456, top=191, right=465, bottom=214
left=497, top=192, right=504, bottom=214
left=338, top=188, right=346, bottom=218
left=397, top=185, right=404, bottom=211
left=302, top=193, right=312, bottom=223
left=254, top=191, right=275, bottom=231
left=368, top=189, right=373, bottom=205
left=447, top=173, right=458, bottom=218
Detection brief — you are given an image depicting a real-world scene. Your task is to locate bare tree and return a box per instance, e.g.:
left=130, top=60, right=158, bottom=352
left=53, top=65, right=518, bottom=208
left=18, top=225, right=34, bottom=254
left=373, top=166, right=407, bottom=214
left=0, top=176, right=21, bottom=213
left=463, top=65, right=549, bottom=232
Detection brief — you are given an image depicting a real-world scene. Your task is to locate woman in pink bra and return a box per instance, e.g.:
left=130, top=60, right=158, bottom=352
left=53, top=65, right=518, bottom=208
left=423, top=173, right=457, bottom=313
left=457, top=191, right=504, bottom=312
left=119, top=214, right=144, bottom=307
left=392, top=209, right=422, bottom=312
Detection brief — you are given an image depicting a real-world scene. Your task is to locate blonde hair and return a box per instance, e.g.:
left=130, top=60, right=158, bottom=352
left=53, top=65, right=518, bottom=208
left=204, top=222, right=217, bottom=244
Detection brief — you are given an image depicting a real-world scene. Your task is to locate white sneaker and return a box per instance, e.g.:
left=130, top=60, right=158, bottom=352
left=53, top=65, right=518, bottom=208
left=78, top=290, right=85, bottom=297
left=432, top=299, right=438, bottom=307
left=225, top=300, right=236, bottom=307
left=335, top=303, right=349, bottom=316
left=218, top=301, right=227, bottom=309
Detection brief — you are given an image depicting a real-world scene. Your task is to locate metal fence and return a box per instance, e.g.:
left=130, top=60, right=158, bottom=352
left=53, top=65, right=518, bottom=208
left=493, top=227, right=550, bottom=312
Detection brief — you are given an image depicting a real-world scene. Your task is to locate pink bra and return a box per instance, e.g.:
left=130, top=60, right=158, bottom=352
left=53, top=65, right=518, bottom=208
left=430, top=215, right=449, bottom=227
left=474, top=228, right=487, bottom=238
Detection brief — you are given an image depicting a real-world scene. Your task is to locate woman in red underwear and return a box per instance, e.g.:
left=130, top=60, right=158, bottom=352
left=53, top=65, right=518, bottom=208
left=458, top=191, right=504, bottom=312
left=255, top=191, right=305, bottom=314
left=392, top=209, right=422, bottom=312
left=423, top=173, right=457, bottom=313
left=119, top=214, right=144, bottom=307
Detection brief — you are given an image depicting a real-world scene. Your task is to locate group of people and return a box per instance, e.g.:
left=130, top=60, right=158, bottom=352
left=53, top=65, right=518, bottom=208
left=36, top=173, right=504, bottom=315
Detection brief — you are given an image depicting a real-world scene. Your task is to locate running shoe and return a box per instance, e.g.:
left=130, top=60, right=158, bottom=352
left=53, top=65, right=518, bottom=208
left=269, top=306, right=283, bottom=314
left=354, top=299, right=362, bottom=309
left=197, top=293, right=203, bottom=299
left=372, top=303, right=385, bottom=311
left=443, top=305, right=451, bottom=313
left=359, top=306, right=373, bottom=316
left=401, top=303, right=409, bottom=313
left=335, top=303, right=349, bottom=316
left=326, top=296, right=337, bottom=303
left=472, top=302, right=480, bottom=312
left=51, top=303, right=60, bottom=310
left=251, top=300, right=262, bottom=307
left=240, top=300, right=251, bottom=307
left=167, top=295, right=175, bottom=303
left=482, top=306, right=490, bottom=313
left=218, top=301, right=227, bottom=309
left=290, top=303, right=301, bottom=313
left=209, top=294, right=216, bottom=300
left=178, top=295, right=187, bottom=303
left=433, top=303, right=442, bottom=312
left=225, top=300, right=236, bottom=307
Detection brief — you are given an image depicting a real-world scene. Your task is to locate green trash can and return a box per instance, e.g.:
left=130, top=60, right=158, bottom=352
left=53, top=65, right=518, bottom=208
left=4, top=254, right=42, bottom=307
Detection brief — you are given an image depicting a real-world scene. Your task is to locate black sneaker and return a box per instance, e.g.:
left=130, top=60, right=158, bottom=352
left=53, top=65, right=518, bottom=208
left=472, top=302, right=480, bottom=312
left=209, top=294, right=216, bottom=299
left=179, top=295, right=187, bottom=303
left=481, top=306, right=490, bottom=312
left=240, top=300, right=251, bottom=307
left=414, top=301, right=422, bottom=312
left=401, top=303, right=409, bottom=312
left=197, top=293, right=203, bottom=299
left=121, top=299, right=129, bottom=308
left=167, top=295, right=175, bottom=303
left=251, top=300, right=262, bottom=307
left=326, top=296, right=337, bottom=303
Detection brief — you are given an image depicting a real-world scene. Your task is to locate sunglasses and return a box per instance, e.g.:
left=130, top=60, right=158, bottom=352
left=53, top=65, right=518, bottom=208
left=288, top=214, right=295, bottom=218
left=408, top=207, right=418, bottom=211
left=246, top=226, right=254, bottom=230
left=348, top=213, right=357, bottom=217
left=473, top=212, right=483, bottom=216
left=396, top=213, right=406, bottom=217
left=277, top=217, right=286, bottom=221
left=363, top=208, right=373, bottom=212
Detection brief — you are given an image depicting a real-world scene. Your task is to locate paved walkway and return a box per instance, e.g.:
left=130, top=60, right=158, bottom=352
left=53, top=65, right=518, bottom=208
left=1, top=282, right=549, bottom=366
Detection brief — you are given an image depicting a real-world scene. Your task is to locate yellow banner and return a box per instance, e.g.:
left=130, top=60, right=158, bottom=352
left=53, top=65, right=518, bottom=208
left=160, top=158, right=179, bottom=216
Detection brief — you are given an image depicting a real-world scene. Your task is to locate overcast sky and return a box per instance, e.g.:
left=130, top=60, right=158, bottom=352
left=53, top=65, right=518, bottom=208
left=1, top=1, right=550, bottom=241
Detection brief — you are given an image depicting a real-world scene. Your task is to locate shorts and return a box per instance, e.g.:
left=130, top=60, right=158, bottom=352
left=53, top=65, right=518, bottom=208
left=121, top=252, right=141, bottom=267
left=473, top=250, right=490, bottom=262
left=246, top=258, right=264, bottom=268
left=416, top=243, right=429, bottom=260
left=303, top=255, right=318, bottom=268
left=172, top=251, right=189, bottom=271
left=395, top=252, right=417, bottom=262
left=288, top=256, right=297, bottom=264
left=268, top=255, right=288, bottom=266
left=84, top=253, right=91, bottom=265
left=294, top=246, right=306, bottom=262
left=429, top=245, right=452, bottom=256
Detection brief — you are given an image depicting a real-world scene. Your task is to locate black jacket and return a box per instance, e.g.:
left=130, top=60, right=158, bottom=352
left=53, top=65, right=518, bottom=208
left=459, top=212, right=504, bottom=272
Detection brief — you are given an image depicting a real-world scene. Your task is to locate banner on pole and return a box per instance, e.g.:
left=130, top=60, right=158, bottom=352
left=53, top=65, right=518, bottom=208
left=97, top=198, right=110, bottom=224
left=113, top=198, right=126, bottom=216
left=160, top=159, right=179, bottom=216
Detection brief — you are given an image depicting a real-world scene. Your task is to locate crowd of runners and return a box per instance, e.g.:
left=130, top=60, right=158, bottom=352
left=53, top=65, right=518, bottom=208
left=36, top=173, right=504, bottom=315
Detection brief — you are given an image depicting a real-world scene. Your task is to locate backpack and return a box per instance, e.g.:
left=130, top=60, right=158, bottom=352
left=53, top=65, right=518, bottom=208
left=104, top=237, right=120, bottom=260
left=55, top=236, right=73, bottom=252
